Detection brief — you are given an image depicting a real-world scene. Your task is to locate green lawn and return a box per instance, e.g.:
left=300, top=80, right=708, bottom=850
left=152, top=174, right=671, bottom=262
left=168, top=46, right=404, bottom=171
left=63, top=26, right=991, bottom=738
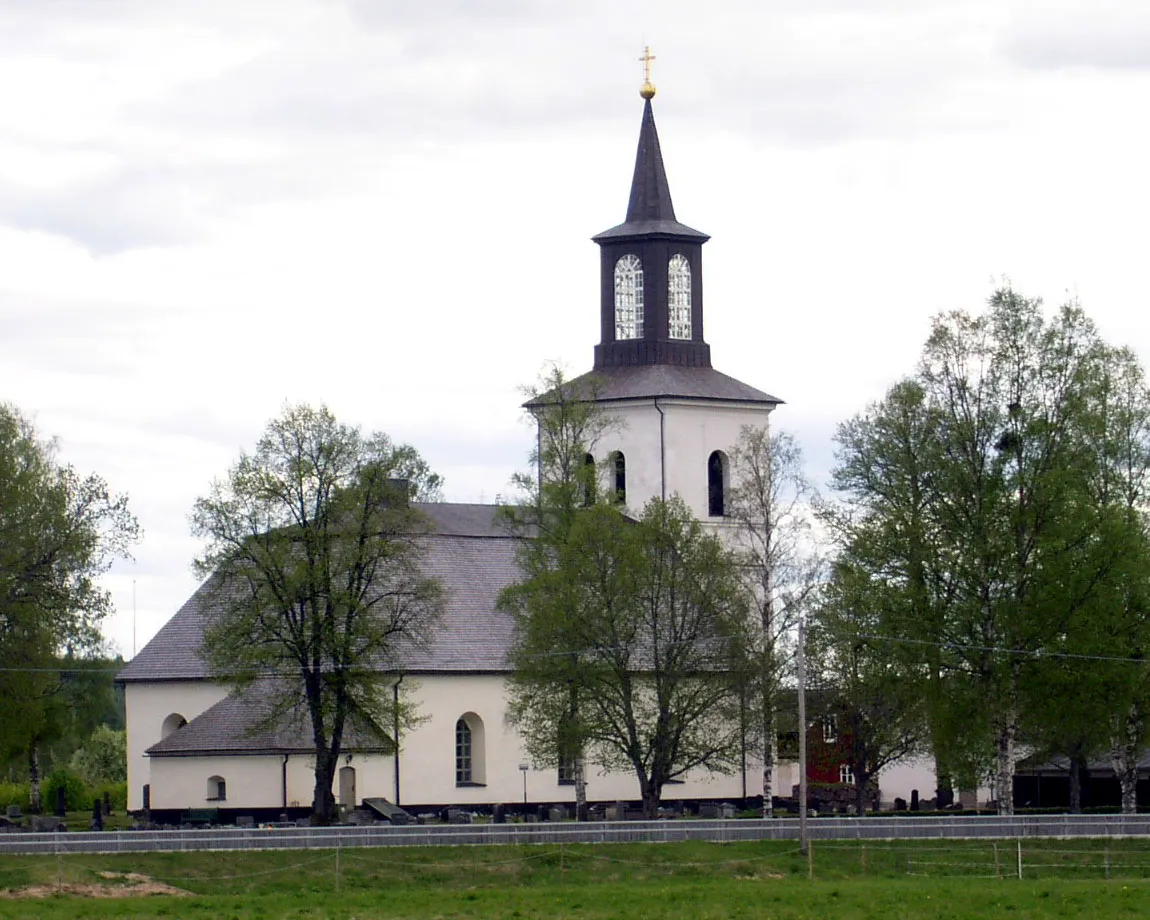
left=2, top=839, right=1150, bottom=918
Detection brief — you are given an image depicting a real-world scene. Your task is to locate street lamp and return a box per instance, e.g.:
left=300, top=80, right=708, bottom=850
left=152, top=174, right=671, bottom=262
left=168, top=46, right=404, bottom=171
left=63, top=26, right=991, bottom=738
left=519, top=763, right=529, bottom=807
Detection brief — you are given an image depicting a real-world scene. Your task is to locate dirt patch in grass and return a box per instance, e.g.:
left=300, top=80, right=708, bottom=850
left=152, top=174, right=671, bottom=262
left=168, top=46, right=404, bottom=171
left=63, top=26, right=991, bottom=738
left=0, top=871, right=190, bottom=899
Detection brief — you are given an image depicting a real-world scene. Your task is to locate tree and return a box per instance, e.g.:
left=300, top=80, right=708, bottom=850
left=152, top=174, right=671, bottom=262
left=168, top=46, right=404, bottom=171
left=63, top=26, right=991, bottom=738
left=810, top=567, right=926, bottom=816
left=70, top=725, right=127, bottom=786
left=500, top=364, right=617, bottom=818
left=0, top=404, right=138, bottom=810
left=726, top=427, right=823, bottom=816
left=826, top=289, right=1150, bottom=813
left=503, top=497, right=748, bottom=818
left=192, top=404, right=444, bottom=823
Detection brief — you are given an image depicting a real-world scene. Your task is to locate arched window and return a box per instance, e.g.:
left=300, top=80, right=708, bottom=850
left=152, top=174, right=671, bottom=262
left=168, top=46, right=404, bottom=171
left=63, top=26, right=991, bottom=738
left=581, top=453, right=596, bottom=507
left=614, top=254, right=644, bottom=340
left=161, top=713, right=187, bottom=740
left=708, top=450, right=728, bottom=517
left=668, top=254, right=692, bottom=339
left=207, top=775, right=226, bottom=802
left=611, top=451, right=626, bottom=504
left=455, top=713, right=486, bottom=785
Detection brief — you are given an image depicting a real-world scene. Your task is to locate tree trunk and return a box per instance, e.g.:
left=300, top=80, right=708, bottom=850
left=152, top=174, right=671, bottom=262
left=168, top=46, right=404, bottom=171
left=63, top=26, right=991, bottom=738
left=761, top=694, right=776, bottom=818
left=1068, top=750, right=1085, bottom=814
left=638, top=774, right=660, bottom=819
left=856, top=770, right=868, bottom=817
left=1111, top=705, right=1143, bottom=816
left=995, top=713, right=1016, bottom=816
left=312, top=748, right=337, bottom=824
left=28, top=744, right=42, bottom=814
left=574, top=754, right=587, bottom=820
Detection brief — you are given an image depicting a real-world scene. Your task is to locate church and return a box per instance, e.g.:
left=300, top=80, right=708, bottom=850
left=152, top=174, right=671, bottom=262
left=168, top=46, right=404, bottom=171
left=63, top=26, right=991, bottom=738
left=119, top=73, right=930, bottom=820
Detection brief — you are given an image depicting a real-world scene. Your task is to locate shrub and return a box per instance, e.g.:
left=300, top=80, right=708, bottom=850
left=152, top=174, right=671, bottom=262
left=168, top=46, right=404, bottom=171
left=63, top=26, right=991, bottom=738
left=0, top=782, right=30, bottom=811
left=44, top=768, right=91, bottom=813
left=91, top=781, right=127, bottom=812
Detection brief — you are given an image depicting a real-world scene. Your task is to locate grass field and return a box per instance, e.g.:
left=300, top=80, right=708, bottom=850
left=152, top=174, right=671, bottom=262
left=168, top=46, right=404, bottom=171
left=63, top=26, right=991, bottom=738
left=3, top=839, right=1150, bottom=918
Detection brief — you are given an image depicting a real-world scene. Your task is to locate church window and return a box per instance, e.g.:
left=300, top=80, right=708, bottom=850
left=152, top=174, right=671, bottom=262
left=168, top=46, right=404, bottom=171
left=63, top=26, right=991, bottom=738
left=161, top=713, right=187, bottom=740
left=455, top=712, right=486, bottom=785
left=611, top=451, right=626, bottom=504
left=207, top=775, right=226, bottom=802
left=668, top=254, right=692, bottom=339
left=614, top=254, right=644, bottom=340
left=455, top=719, right=472, bottom=783
left=839, top=763, right=855, bottom=785
left=708, top=450, right=728, bottom=517
left=581, top=453, right=596, bottom=507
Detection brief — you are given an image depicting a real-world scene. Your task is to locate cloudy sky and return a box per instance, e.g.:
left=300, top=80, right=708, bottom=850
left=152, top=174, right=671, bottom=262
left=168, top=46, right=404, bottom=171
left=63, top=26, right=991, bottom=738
left=2, top=0, right=1148, bottom=657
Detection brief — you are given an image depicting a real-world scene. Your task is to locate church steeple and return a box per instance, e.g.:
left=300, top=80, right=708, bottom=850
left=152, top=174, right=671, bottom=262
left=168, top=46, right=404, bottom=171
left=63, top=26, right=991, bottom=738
left=592, top=83, right=711, bottom=370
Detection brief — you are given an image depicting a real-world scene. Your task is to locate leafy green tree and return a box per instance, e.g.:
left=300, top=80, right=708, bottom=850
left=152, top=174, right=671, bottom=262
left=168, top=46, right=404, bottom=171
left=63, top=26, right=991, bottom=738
left=826, top=289, right=1150, bottom=813
left=810, top=567, right=926, bottom=815
left=192, top=404, right=445, bottom=823
left=0, top=404, right=138, bottom=811
left=501, top=364, right=617, bottom=817
left=726, top=427, right=823, bottom=816
left=70, top=725, right=126, bottom=786
left=503, top=497, right=748, bottom=818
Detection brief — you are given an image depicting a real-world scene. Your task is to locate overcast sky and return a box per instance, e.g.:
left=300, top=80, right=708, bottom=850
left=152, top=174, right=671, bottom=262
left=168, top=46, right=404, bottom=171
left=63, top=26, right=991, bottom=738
left=2, top=0, right=1149, bottom=657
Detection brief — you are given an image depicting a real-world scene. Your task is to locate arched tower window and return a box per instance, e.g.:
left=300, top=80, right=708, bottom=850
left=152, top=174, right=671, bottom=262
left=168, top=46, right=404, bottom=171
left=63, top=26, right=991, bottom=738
left=614, top=254, right=644, bottom=340
left=611, top=451, right=626, bottom=504
left=668, top=254, right=692, bottom=339
left=708, top=450, right=728, bottom=518
left=581, top=453, right=596, bottom=507
left=455, top=713, right=486, bottom=785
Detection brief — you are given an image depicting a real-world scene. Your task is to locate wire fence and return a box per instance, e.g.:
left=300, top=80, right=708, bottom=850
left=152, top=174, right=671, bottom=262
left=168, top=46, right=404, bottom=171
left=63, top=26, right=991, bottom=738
left=14, top=838, right=1150, bottom=899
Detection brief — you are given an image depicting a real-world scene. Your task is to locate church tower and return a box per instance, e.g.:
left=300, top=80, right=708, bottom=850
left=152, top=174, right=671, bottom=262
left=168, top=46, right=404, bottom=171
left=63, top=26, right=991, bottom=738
left=532, top=56, right=781, bottom=526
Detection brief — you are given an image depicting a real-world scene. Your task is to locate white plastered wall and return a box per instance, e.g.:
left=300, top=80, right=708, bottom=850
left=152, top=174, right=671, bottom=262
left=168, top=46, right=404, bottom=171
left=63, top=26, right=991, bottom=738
left=591, top=397, right=775, bottom=532
left=125, top=680, right=229, bottom=810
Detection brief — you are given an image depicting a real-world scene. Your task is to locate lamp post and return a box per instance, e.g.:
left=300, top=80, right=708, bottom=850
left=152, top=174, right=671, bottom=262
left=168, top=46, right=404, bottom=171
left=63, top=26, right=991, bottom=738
left=519, top=763, right=529, bottom=807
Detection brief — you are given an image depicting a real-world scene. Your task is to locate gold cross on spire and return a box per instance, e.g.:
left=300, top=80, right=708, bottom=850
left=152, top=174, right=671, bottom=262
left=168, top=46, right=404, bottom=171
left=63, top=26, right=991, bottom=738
left=639, top=45, right=657, bottom=100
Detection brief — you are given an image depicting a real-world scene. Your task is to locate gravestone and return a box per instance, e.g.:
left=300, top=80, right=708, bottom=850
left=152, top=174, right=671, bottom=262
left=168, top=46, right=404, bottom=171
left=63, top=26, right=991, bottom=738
left=893, top=797, right=907, bottom=811
left=910, top=789, right=920, bottom=811
left=91, top=798, right=104, bottom=831
left=6, top=804, right=23, bottom=821
left=698, top=803, right=721, bottom=819
left=32, top=815, right=66, bottom=832
left=55, top=786, right=66, bottom=817
left=493, top=803, right=506, bottom=824
left=536, top=804, right=548, bottom=822
left=103, top=790, right=112, bottom=815
left=236, top=815, right=256, bottom=828
left=548, top=806, right=567, bottom=823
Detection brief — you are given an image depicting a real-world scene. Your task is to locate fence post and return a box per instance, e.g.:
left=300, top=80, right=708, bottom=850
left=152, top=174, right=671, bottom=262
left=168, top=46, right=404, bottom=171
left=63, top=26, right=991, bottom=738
left=1105, top=849, right=1110, bottom=880
left=993, top=842, right=1001, bottom=879
left=335, top=845, right=341, bottom=894
left=1016, top=840, right=1022, bottom=880
left=861, top=844, right=867, bottom=875
left=808, top=839, right=814, bottom=881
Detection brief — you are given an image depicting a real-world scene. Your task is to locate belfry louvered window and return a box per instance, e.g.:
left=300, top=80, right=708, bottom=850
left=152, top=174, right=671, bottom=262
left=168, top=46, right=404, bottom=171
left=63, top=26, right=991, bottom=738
left=614, top=254, right=644, bottom=340
left=668, top=254, right=691, bottom=339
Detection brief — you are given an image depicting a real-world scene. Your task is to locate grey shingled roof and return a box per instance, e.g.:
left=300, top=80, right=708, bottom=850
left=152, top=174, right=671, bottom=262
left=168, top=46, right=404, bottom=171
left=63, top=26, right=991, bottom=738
left=146, top=681, right=395, bottom=757
left=527, top=364, right=782, bottom=408
left=119, top=503, right=523, bottom=684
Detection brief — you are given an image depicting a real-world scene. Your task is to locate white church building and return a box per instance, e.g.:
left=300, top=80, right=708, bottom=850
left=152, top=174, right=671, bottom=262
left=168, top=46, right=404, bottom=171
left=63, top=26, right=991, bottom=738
left=119, top=86, right=934, bottom=820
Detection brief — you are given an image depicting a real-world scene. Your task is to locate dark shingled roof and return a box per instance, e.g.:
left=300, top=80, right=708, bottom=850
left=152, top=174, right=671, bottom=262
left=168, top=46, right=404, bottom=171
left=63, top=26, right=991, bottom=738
left=592, top=99, right=708, bottom=243
left=525, top=364, right=783, bottom=408
left=146, top=681, right=394, bottom=757
left=118, top=503, right=523, bottom=684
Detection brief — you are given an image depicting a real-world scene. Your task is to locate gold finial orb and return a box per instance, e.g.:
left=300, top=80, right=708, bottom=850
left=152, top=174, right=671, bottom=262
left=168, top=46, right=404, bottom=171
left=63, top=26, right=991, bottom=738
left=638, top=46, right=657, bottom=100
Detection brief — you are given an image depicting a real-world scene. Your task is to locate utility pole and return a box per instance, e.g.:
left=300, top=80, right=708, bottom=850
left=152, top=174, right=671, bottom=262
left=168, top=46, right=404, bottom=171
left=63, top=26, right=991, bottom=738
left=798, top=614, right=808, bottom=855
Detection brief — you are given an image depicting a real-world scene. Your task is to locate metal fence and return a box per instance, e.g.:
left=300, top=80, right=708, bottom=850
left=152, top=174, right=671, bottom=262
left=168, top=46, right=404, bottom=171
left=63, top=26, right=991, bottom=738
left=4, top=814, right=1150, bottom=856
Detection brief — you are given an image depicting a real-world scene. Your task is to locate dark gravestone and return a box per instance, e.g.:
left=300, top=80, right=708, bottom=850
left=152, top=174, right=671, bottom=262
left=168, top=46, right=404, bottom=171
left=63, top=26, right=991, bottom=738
left=910, top=789, right=920, bottom=811
left=55, top=786, right=66, bottom=817
left=893, top=797, right=907, bottom=811
left=142, top=784, right=151, bottom=811
left=493, top=803, right=506, bottom=824
left=536, top=804, right=548, bottom=822
left=103, top=791, right=112, bottom=815
left=91, top=798, right=104, bottom=831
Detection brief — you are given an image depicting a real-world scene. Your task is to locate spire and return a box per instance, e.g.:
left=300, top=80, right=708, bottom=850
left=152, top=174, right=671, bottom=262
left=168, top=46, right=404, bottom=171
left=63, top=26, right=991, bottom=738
left=626, top=100, right=677, bottom=224
left=593, top=98, right=708, bottom=243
